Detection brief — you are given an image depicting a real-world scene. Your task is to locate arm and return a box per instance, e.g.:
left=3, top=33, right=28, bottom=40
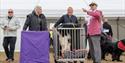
left=82, top=8, right=102, bottom=19
left=0, top=18, right=7, bottom=30
left=75, top=16, right=78, bottom=24
left=42, top=14, right=48, bottom=30
left=87, top=10, right=102, bottom=19
left=0, top=20, right=5, bottom=29
left=54, top=15, right=64, bottom=27
left=109, top=25, right=113, bottom=37
left=23, top=15, right=31, bottom=31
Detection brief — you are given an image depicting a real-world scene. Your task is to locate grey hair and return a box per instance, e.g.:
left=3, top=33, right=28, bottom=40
left=34, top=5, right=42, bottom=10
left=67, top=7, right=73, bottom=10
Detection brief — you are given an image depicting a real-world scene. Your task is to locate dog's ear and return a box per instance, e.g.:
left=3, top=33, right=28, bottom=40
left=121, top=39, right=125, bottom=45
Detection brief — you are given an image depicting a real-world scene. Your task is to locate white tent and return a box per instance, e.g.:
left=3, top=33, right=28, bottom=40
left=0, top=0, right=125, bottom=51
left=1, top=0, right=125, bottom=10
left=0, top=0, right=125, bottom=17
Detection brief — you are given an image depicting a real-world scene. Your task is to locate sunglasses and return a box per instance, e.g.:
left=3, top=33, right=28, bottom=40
left=8, top=11, right=13, bottom=13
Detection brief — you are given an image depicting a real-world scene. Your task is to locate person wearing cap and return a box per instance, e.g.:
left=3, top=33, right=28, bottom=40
left=82, top=2, right=103, bottom=63
left=0, top=9, right=20, bottom=62
left=23, top=6, right=47, bottom=31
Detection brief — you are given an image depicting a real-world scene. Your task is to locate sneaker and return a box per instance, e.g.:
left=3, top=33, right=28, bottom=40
left=5, top=58, right=9, bottom=61
left=8, top=59, right=14, bottom=63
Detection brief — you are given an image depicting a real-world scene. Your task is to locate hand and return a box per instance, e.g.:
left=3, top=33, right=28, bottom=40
left=7, top=28, right=14, bottom=31
left=3, top=26, right=8, bottom=31
left=5, top=27, right=14, bottom=31
left=82, top=8, right=87, bottom=12
left=48, top=29, right=53, bottom=31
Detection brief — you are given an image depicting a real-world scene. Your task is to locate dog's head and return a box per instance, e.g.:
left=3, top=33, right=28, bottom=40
left=121, top=39, right=125, bottom=45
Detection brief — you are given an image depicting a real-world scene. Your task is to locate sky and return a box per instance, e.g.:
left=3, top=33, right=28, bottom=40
left=0, top=0, right=125, bottom=10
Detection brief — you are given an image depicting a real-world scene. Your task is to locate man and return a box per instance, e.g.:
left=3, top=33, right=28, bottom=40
left=0, top=9, right=20, bottom=62
left=23, top=6, right=47, bottom=31
left=82, top=3, right=103, bottom=63
left=54, top=7, right=84, bottom=63
left=54, top=7, right=79, bottom=51
left=54, top=7, right=78, bottom=27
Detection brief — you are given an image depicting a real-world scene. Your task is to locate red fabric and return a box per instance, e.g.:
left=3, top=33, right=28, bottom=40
left=118, top=41, right=125, bottom=51
left=87, top=10, right=103, bottom=36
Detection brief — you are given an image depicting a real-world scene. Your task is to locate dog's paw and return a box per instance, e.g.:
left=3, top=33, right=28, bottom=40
left=112, top=59, right=116, bottom=61
left=112, top=59, right=123, bottom=62
left=117, top=59, right=123, bottom=62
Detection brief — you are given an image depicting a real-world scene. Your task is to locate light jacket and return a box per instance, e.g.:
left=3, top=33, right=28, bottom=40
left=0, top=16, right=20, bottom=37
left=87, top=10, right=103, bottom=36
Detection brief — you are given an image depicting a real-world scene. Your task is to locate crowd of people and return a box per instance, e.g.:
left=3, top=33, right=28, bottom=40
left=0, top=2, right=125, bottom=63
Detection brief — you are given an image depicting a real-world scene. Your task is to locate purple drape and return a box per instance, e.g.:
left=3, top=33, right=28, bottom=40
left=20, top=31, right=50, bottom=63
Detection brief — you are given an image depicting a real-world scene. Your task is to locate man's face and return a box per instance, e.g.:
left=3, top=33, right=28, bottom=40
left=90, top=5, right=97, bottom=10
left=35, top=8, right=42, bottom=15
left=67, top=7, right=73, bottom=16
left=8, top=9, right=14, bottom=17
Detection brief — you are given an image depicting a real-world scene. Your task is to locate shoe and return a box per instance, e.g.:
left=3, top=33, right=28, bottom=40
left=80, top=61, right=84, bottom=63
left=8, top=59, right=14, bottom=63
left=5, top=58, right=9, bottom=61
left=112, top=59, right=116, bottom=61
left=94, top=62, right=101, bottom=63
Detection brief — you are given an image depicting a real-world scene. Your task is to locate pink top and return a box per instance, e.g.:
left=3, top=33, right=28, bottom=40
left=87, top=10, right=103, bottom=36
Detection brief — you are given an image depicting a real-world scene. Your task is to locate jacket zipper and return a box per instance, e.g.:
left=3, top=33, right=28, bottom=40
left=7, top=19, right=11, bottom=35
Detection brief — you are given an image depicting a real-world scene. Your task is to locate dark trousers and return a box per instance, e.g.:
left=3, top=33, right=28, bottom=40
left=3, top=37, right=16, bottom=60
